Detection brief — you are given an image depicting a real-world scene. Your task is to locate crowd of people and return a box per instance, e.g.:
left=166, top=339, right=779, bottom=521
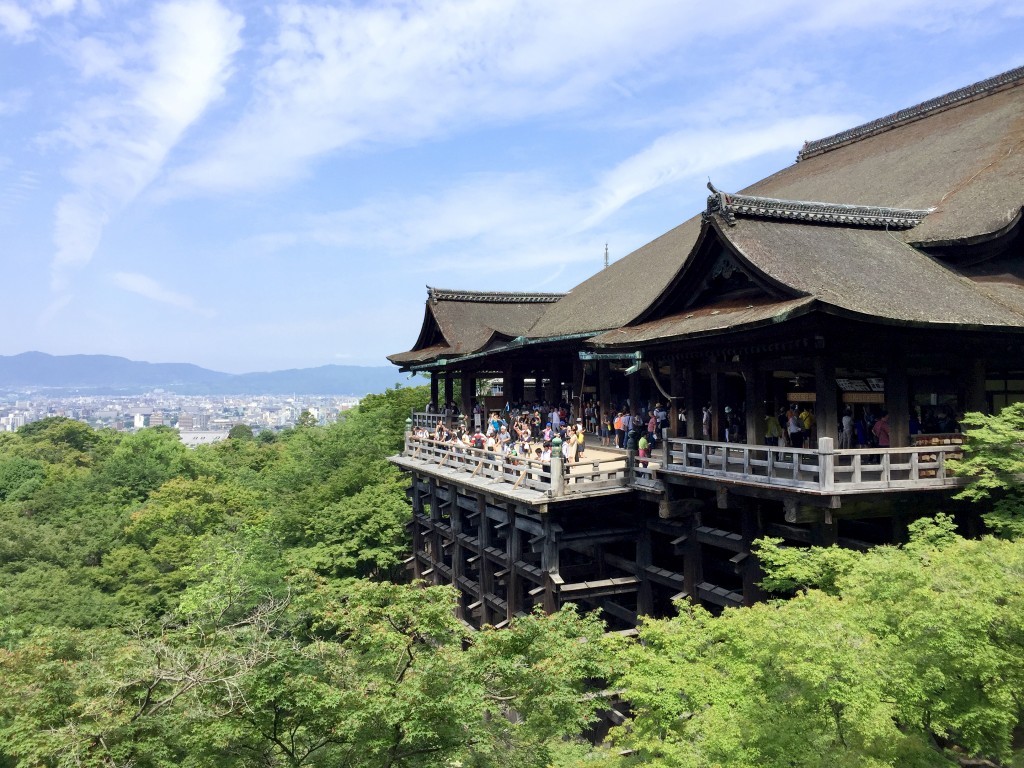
left=417, top=398, right=674, bottom=464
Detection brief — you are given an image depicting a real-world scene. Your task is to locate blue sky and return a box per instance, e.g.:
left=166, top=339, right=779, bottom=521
left=1, top=0, right=1022, bottom=373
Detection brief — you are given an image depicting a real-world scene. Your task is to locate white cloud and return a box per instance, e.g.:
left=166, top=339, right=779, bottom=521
left=112, top=271, right=215, bottom=316
left=166, top=0, right=1004, bottom=197
left=579, top=114, right=855, bottom=229
left=0, top=1, right=33, bottom=39
left=0, top=87, right=29, bottom=114
left=245, top=109, right=852, bottom=284
left=166, top=0, right=760, bottom=193
left=49, top=0, right=243, bottom=290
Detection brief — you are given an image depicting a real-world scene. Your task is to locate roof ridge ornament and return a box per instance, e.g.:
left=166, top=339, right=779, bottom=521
left=797, top=64, right=1024, bottom=161
left=703, top=182, right=933, bottom=229
left=427, top=286, right=566, bottom=304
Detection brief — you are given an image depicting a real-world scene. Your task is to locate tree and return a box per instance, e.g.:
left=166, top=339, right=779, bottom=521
left=950, top=401, right=1024, bottom=537
left=610, top=517, right=1024, bottom=767
left=228, top=423, right=254, bottom=441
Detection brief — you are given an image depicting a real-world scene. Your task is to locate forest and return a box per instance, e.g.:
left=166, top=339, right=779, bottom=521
left=1, top=386, right=1024, bottom=768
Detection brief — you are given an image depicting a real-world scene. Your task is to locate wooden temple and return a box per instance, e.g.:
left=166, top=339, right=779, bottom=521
left=388, top=65, right=1024, bottom=629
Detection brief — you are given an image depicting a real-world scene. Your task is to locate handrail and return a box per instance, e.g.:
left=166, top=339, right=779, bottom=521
left=662, top=436, right=965, bottom=494
left=400, top=435, right=630, bottom=497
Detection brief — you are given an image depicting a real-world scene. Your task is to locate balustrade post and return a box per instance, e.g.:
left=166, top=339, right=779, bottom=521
left=818, top=436, right=835, bottom=492
left=661, top=428, right=670, bottom=469
left=551, top=454, right=565, bottom=496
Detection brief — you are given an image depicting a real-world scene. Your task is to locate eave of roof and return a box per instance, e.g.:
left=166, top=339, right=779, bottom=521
left=703, top=182, right=933, bottom=229
left=428, top=286, right=565, bottom=304
left=589, top=296, right=816, bottom=348
left=405, top=331, right=598, bottom=372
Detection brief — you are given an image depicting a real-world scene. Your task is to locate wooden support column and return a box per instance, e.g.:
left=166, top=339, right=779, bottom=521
left=682, top=363, right=697, bottom=439
left=460, top=372, right=474, bottom=419
left=541, top=516, right=561, bottom=614
left=443, top=375, right=454, bottom=413
left=572, top=357, right=585, bottom=420
left=964, top=358, right=987, bottom=414
left=502, top=364, right=514, bottom=404
left=740, top=504, right=766, bottom=606
left=743, top=361, right=765, bottom=445
left=682, top=506, right=702, bottom=602
left=506, top=505, right=523, bottom=621
left=545, top=361, right=559, bottom=404
left=710, top=366, right=724, bottom=442
left=449, top=486, right=465, bottom=620
left=410, top=478, right=426, bottom=580
left=636, top=526, right=654, bottom=618
left=628, top=369, right=640, bottom=419
left=428, top=479, right=443, bottom=586
left=811, top=518, right=838, bottom=547
left=668, top=360, right=683, bottom=438
left=814, top=356, right=838, bottom=442
left=886, top=365, right=910, bottom=447
left=429, top=374, right=439, bottom=410
left=476, top=493, right=493, bottom=626
left=598, top=361, right=612, bottom=429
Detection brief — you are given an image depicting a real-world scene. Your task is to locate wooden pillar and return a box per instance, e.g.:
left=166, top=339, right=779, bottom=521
left=449, top=486, right=465, bottom=620
left=502, top=364, right=514, bottom=404
left=460, top=372, right=474, bottom=419
left=682, top=363, right=697, bottom=439
left=506, top=505, right=522, bottom=621
left=428, top=479, right=443, bottom=586
left=636, top=526, right=654, bottom=617
left=669, top=360, right=683, bottom=438
left=740, top=504, right=766, bottom=606
left=476, top=494, right=493, bottom=626
left=541, top=516, right=561, bottom=614
left=743, top=361, right=764, bottom=445
left=598, top=361, right=612, bottom=431
left=429, top=374, right=439, bottom=409
left=710, top=366, right=724, bottom=442
left=814, top=356, right=838, bottom=442
left=964, top=358, right=987, bottom=414
left=681, top=502, right=702, bottom=601
left=886, top=365, right=910, bottom=447
left=628, top=369, right=640, bottom=420
left=443, top=375, right=454, bottom=413
left=410, top=478, right=425, bottom=580
left=545, top=360, right=558, bottom=404
left=572, top=357, right=585, bottom=421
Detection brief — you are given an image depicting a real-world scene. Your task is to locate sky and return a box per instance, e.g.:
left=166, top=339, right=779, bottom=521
left=1, top=0, right=1022, bottom=374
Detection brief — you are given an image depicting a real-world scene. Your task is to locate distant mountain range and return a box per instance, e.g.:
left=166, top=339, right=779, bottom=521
left=0, top=352, right=414, bottom=396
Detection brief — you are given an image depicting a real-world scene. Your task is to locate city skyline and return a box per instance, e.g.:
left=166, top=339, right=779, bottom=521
left=1, top=0, right=1022, bottom=372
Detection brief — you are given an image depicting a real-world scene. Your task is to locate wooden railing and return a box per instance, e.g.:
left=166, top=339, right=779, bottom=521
left=410, top=411, right=462, bottom=431
left=402, top=435, right=630, bottom=497
left=662, top=436, right=965, bottom=494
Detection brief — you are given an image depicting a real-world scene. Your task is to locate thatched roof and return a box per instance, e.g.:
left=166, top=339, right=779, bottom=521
left=529, top=65, right=1024, bottom=339
left=388, top=287, right=564, bottom=368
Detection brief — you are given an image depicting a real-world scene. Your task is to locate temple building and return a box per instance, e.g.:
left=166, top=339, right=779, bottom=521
left=389, top=65, right=1024, bottom=629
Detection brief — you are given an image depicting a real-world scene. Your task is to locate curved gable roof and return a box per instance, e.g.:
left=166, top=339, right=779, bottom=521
left=590, top=214, right=1024, bottom=348
left=388, top=287, right=564, bottom=367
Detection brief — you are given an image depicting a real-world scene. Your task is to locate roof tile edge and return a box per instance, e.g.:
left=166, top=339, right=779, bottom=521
left=703, top=182, right=933, bottom=229
left=797, top=64, right=1024, bottom=162
left=427, top=286, right=566, bottom=304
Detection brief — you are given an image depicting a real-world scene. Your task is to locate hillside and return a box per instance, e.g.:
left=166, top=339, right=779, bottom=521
left=0, top=352, right=410, bottom=395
